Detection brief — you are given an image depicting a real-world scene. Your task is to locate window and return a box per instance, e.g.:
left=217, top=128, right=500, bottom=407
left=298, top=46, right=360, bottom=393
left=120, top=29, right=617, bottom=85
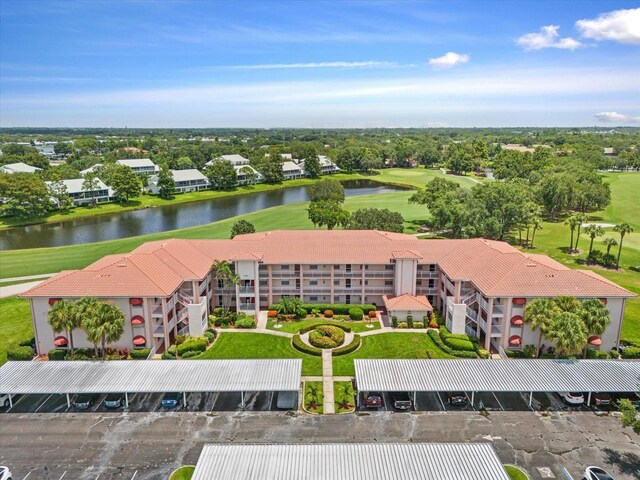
left=345, top=295, right=351, bottom=304
left=334, top=265, right=340, bottom=269
left=334, top=280, right=339, bottom=286
left=365, top=265, right=369, bottom=270
left=309, top=280, right=318, bottom=286
left=310, top=296, right=318, bottom=301
left=429, top=264, right=436, bottom=272
left=346, top=264, right=352, bottom=271
left=429, top=279, right=435, bottom=288
left=282, top=280, right=290, bottom=286
left=281, top=265, right=290, bottom=270
left=309, top=265, right=318, bottom=270
left=364, top=280, right=368, bottom=285
left=217, top=279, right=224, bottom=288
left=385, top=265, right=393, bottom=270
left=385, top=280, right=393, bottom=286
left=417, top=280, right=422, bottom=286
left=345, top=279, right=351, bottom=288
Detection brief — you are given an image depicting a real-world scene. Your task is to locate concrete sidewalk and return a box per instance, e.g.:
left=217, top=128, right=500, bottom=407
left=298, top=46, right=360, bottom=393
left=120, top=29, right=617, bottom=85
left=0, top=280, right=46, bottom=298
left=322, top=350, right=335, bottom=414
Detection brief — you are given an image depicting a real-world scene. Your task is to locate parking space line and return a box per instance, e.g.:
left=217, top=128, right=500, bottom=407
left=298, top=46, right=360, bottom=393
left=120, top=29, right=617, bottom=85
left=22, top=472, right=31, bottom=480
left=492, top=392, right=505, bottom=411
left=58, top=471, right=67, bottom=480
left=34, top=394, right=53, bottom=413
left=6, top=394, right=27, bottom=413
left=130, top=470, right=138, bottom=480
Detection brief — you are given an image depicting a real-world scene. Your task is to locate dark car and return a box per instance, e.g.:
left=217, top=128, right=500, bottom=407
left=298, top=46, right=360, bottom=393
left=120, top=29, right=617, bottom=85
left=103, top=393, right=124, bottom=409
left=161, top=392, right=182, bottom=409
left=365, top=392, right=384, bottom=409
left=447, top=392, right=468, bottom=406
left=391, top=392, right=412, bottom=411
left=592, top=393, right=611, bottom=407
left=73, top=394, right=95, bottom=410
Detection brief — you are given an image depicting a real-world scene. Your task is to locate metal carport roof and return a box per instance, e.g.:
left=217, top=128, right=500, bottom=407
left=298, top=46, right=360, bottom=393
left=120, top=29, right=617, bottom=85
left=355, top=359, right=640, bottom=393
left=0, top=359, right=301, bottom=394
left=191, top=443, right=510, bottom=480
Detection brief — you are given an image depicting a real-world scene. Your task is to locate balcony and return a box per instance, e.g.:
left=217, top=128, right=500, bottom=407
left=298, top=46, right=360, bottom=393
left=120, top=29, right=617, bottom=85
left=416, top=270, right=438, bottom=278
left=444, top=278, right=455, bottom=293
left=301, top=287, right=331, bottom=294
left=465, top=324, right=478, bottom=338
left=333, top=271, right=363, bottom=278
left=153, top=325, right=164, bottom=337
left=301, top=270, right=331, bottom=277
left=466, top=307, right=478, bottom=322
left=363, top=270, right=394, bottom=278
left=199, top=281, right=208, bottom=295
left=151, top=304, right=164, bottom=317
left=271, top=286, right=299, bottom=293
left=167, top=297, right=175, bottom=312
left=416, top=287, right=437, bottom=295
left=271, top=271, right=299, bottom=278
left=492, top=304, right=504, bottom=317
left=239, top=286, right=255, bottom=294
left=239, top=303, right=255, bottom=311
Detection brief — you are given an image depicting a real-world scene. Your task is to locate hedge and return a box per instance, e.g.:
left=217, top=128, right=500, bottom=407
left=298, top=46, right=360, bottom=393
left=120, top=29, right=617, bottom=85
left=269, top=303, right=376, bottom=316
left=391, top=316, right=398, bottom=328
left=161, top=351, right=176, bottom=360
left=130, top=348, right=151, bottom=360
left=235, top=317, right=257, bottom=329
left=19, top=337, right=35, bottom=348
left=505, top=349, right=528, bottom=358
left=180, top=351, right=200, bottom=358
left=332, top=335, right=361, bottom=356
left=291, top=334, right=323, bottom=356
left=299, top=322, right=351, bottom=334
left=397, top=322, right=408, bottom=328
left=444, top=337, right=476, bottom=352
left=348, top=307, right=364, bottom=321
left=621, top=347, right=640, bottom=359
left=609, top=349, right=621, bottom=359
left=477, top=348, right=490, bottom=359
left=47, top=348, right=67, bottom=361
left=427, top=330, right=478, bottom=358
left=413, top=322, right=424, bottom=329
left=406, top=315, right=414, bottom=328
left=177, top=338, right=208, bottom=355
left=309, top=325, right=345, bottom=349
left=7, top=345, right=34, bottom=361
left=585, top=347, right=608, bottom=359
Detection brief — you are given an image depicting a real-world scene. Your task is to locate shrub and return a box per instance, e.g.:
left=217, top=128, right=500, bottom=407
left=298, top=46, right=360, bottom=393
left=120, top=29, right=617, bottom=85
left=19, top=337, right=35, bottom=348
left=406, top=315, right=414, bottom=328
left=204, top=331, right=216, bottom=344
left=428, top=320, right=439, bottom=329
left=130, top=348, right=151, bottom=360
left=206, top=328, right=218, bottom=338
left=167, top=344, right=177, bottom=355
left=177, top=338, right=208, bottom=355
left=449, top=349, right=478, bottom=358
left=213, top=307, right=223, bottom=316
left=235, top=317, right=257, bottom=329
left=324, top=309, right=333, bottom=318
left=308, top=325, right=345, bottom=349
left=348, top=307, right=364, bottom=320
left=423, top=315, right=429, bottom=322
left=621, top=347, right=640, bottom=359
left=413, top=322, right=424, bottom=329
left=292, top=334, right=323, bottom=356
left=47, top=348, right=67, bottom=361
left=212, top=316, right=232, bottom=328
left=175, top=334, right=187, bottom=345
left=427, top=330, right=478, bottom=358
left=368, top=311, right=376, bottom=318
left=609, top=349, right=620, bottom=359
left=444, top=337, right=476, bottom=352
left=299, top=322, right=351, bottom=334
left=391, top=316, right=398, bottom=328
left=270, top=303, right=376, bottom=316
left=477, top=348, right=490, bottom=359
left=67, top=353, right=92, bottom=360
left=161, top=351, right=176, bottom=360
left=585, top=348, right=608, bottom=359
left=505, top=349, right=527, bottom=358
left=180, top=351, right=200, bottom=359
left=267, top=310, right=278, bottom=318
left=7, top=345, right=33, bottom=361
left=332, top=335, right=361, bottom=356
left=397, top=322, right=408, bottom=329
left=433, top=310, right=446, bottom=326
left=74, top=348, right=93, bottom=357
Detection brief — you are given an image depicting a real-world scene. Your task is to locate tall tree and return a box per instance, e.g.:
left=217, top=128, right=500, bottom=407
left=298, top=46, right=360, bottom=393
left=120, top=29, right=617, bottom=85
left=307, top=178, right=345, bottom=203
left=573, top=213, right=587, bottom=252
left=554, top=296, right=581, bottom=314
left=530, top=216, right=543, bottom=248
left=82, top=172, right=101, bottom=200
left=585, top=224, right=605, bottom=256
left=205, top=158, right=237, bottom=190
left=348, top=208, right=404, bottom=233
left=307, top=201, right=351, bottom=230
left=546, top=311, right=587, bottom=357
left=212, top=260, right=238, bottom=317
left=579, top=299, right=611, bottom=358
left=230, top=219, right=256, bottom=238
left=564, top=214, right=581, bottom=252
left=301, top=145, right=320, bottom=178
left=156, top=167, right=176, bottom=199
left=47, top=180, right=73, bottom=212
left=0, top=173, right=51, bottom=219
left=602, top=237, right=618, bottom=256
left=75, top=297, right=101, bottom=357
left=48, top=300, right=81, bottom=354
left=613, top=223, right=633, bottom=269
left=82, top=302, right=125, bottom=359
left=524, top=298, right=558, bottom=356
left=109, top=164, right=142, bottom=203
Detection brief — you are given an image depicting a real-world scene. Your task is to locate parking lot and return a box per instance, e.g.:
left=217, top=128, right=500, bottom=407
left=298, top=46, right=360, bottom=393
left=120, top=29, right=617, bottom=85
left=0, top=391, right=282, bottom=414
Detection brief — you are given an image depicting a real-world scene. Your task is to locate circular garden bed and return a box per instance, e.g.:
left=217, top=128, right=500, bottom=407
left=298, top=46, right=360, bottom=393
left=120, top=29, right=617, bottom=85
left=308, top=325, right=345, bottom=349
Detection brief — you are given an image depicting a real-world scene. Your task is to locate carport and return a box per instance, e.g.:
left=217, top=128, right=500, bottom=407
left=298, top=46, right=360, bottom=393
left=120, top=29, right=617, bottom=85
left=0, top=359, right=301, bottom=411
left=354, top=359, right=640, bottom=410
left=191, top=443, right=511, bottom=480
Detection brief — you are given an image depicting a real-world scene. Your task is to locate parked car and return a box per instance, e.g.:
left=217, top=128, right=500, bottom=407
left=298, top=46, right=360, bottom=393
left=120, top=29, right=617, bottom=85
left=73, top=394, right=95, bottom=410
left=276, top=391, right=297, bottom=409
left=161, top=392, right=182, bottom=409
left=0, top=466, right=12, bottom=480
left=0, top=394, right=11, bottom=408
left=364, top=392, right=384, bottom=409
left=391, top=392, right=412, bottom=411
left=447, top=392, right=468, bottom=407
left=559, top=392, right=585, bottom=405
left=103, top=393, right=124, bottom=409
left=583, top=466, right=615, bottom=480
left=591, top=393, right=611, bottom=407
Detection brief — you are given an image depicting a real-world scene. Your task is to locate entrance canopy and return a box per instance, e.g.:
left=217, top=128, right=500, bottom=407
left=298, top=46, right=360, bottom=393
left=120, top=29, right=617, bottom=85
left=355, top=359, right=640, bottom=393
left=0, top=359, right=301, bottom=395
left=191, top=443, right=510, bottom=480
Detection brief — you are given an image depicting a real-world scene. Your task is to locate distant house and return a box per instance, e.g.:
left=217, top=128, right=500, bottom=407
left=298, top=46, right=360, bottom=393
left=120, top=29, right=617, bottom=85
left=46, top=178, right=111, bottom=206
left=80, top=164, right=103, bottom=176
left=147, top=169, right=209, bottom=194
left=603, top=148, right=616, bottom=157
left=115, top=158, right=159, bottom=175
left=282, top=161, right=304, bottom=180
left=205, top=154, right=251, bottom=168
left=234, top=165, right=264, bottom=185
left=0, top=162, right=42, bottom=174
left=318, top=155, right=340, bottom=174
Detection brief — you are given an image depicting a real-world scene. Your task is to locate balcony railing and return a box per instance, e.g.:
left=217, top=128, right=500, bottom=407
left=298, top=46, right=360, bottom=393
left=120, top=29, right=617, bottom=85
left=199, top=281, right=208, bottom=295
left=416, top=287, right=438, bottom=295
left=153, top=325, right=164, bottom=337
left=416, top=270, right=438, bottom=278
left=271, top=286, right=300, bottom=293
left=444, top=278, right=454, bottom=293
left=465, top=324, right=478, bottom=338
left=239, top=286, right=255, bottom=294
left=333, top=271, right=363, bottom=277
left=301, top=270, right=332, bottom=277
left=151, top=305, right=164, bottom=317
left=167, top=297, right=175, bottom=312
left=492, top=304, right=504, bottom=316
left=239, top=303, right=255, bottom=310
left=271, top=271, right=299, bottom=278
left=466, top=307, right=478, bottom=322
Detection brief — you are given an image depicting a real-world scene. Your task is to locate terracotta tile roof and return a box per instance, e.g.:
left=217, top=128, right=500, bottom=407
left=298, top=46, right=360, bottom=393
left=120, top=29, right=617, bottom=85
left=383, top=294, right=433, bottom=310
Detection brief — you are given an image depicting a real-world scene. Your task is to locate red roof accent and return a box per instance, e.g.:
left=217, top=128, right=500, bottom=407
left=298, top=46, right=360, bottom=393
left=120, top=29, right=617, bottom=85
left=599, top=298, right=608, bottom=305
left=510, top=315, right=524, bottom=326
left=512, top=298, right=526, bottom=305
left=129, top=298, right=143, bottom=306
left=53, top=336, right=68, bottom=347
left=383, top=294, right=433, bottom=311
left=131, top=315, right=145, bottom=325
left=588, top=335, right=602, bottom=346
left=132, top=335, right=146, bottom=346
left=508, top=335, right=522, bottom=346
left=48, top=298, right=62, bottom=306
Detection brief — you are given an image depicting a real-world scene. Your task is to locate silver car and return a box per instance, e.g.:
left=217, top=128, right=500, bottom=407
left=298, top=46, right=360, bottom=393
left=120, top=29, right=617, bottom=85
left=583, top=466, right=615, bottom=480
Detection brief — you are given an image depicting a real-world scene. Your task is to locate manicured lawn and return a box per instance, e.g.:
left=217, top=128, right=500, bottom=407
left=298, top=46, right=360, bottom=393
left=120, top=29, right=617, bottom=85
left=267, top=318, right=380, bottom=334
left=169, top=466, right=195, bottom=480
left=196, top=332, right=322, bottom=376
left=334, top=381, right=356, bottom=413
left=332, top=332, right=455, bottom=376
left=369, top=167, right=481, bottom=189
left=0, top=296, right=34, bottom=365
left=303, top=381, right=324, bottom=414
left=504, top=465, right=528, bottom=480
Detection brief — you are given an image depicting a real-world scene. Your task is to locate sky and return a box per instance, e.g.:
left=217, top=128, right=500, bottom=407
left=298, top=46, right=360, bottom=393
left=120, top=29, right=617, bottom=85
left=0, top=0, right=639, bottom=128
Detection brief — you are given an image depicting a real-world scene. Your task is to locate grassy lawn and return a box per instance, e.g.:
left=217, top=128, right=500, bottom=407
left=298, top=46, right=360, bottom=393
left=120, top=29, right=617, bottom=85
left=196, top=332, right=322, bottom=376
left=369, top=167, right=481, bottom=189
left=303, top=381, right=324, bottom=414
left=0, top=173, right=364, bottom=229
left=267, top=318, right=380, bottom=334
left=334, top=381, right=356, bottom=413
left=504, top=465, right=528, bottom=480
left=169, top=466, right=195, bottom=480
left=0, top=297, right=34, bottom=365
left=332, top=332, right=455, bottom=377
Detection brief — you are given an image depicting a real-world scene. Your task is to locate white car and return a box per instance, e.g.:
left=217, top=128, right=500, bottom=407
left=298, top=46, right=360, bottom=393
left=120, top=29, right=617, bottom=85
left=583, top=466, right=615, bottom=480
left=0, top=394, right=11, bottom=408
left=0, top=466, right=13, bottom=480
left=559, top=392, right=585, bottom=405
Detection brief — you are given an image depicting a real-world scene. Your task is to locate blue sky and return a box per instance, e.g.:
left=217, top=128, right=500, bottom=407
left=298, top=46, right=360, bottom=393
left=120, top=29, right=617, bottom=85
left=1, top=0, right=639, bottom=127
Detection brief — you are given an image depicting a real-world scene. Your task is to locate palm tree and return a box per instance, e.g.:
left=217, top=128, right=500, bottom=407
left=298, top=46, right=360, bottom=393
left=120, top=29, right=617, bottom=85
left=613, top=223, right=634, bottom=269
left=48, top=300, right=80, bottom=354
left=573, top=213, right=587, bottom=252
left=546, top=311, right=587, bottom=357
left=579, top=299, right=611, bottom=358
left=212, top=260, right=236, bottom=318
left=554, top=296, right=580, bottom=314
left=75, top=297, right=101, bottom=357
left=82, top=302, right=125, bottom=359
left=585, top=224, right=605, bottom=256
left=602, top=237, right=618, bottom=256
left=565, top=215, right=580, bottom=252
left=530, top=216, right=543, bottom=248
left=524, top=298, right=558, bottom=356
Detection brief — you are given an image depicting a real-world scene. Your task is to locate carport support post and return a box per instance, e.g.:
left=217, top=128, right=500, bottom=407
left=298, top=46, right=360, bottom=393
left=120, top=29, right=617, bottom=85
left=125, top=392, right=129, bottom=408
left=241, top=391, right=245, bottom=409
left=528, top=391, right=533, bottom=408
left=587, top=391, right=592, bottom=406
left=66, top=393, right=70, bottom=409
left=183, top=392, right=187, bottom=407
left=8, top=394, right=12, bottom=408
left=471, top=391, right=475, bottom=408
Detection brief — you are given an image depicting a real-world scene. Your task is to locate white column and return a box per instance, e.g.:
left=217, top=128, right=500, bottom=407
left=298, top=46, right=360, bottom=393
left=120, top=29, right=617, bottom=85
left=484, top=298, right=494, bottom=351
left=125, top=392, right=129, bottom=408
left=241, top=391, right=245, bottom=409
left=528, top=391, right=533, bottom=408
left=471, top=391, right=475, bottom=408
left=254, top=262, right=260, bottom=318
left=66, top=393, right=71, bottom=409
left=587, top=392, right=592, bottom=406
left=183, top=392, right=187, bottom=407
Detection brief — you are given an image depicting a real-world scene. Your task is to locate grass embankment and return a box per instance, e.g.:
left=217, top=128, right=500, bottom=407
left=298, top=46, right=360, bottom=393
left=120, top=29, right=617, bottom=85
left=267, top=318, right=380, bottom=334
left=303, top=381, right=324, bottom=414
left=332, top=332, right=455, bottom=376
left=0, top=173, right=364, bottom=229
left=0, top=297, right=33, bottom=365
left=169, top=466, right=195, bottom=480
left=196, top=332, right=322, bottom=376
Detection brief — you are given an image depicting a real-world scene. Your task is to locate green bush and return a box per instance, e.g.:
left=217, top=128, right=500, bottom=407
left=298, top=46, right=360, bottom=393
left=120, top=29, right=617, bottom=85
left=397, top=322, right=408, bottom=329
left=177, top=338, right=208, bottom=355
left=47, top=348, right=67, bottom=360
left=67, top=353, right=92, bottom=360
left=444, top=337, right=476, bottom=352
left=505, top=349, right=528, bottom=358
left=7, top=345, right=33, bottom=361
left=413, top=322, right=424, bottom=329
left=161, top=351, right=176, bottom=360
left=291, top=334, right=323, bottom=356
left=423, top=315, right=429, bottom=322
left=348, top=307, right=364, bottom=320
left=621, top=347, right=640, bottom=359
left=406, top=315, right=413, bottom=328
left=19, top=337, right=35, bottom=348
left=450, top=349, right=478, bottom=358
left=391, top=316, right=398, bottom=328
left=427, top=330, right=478, bottom=358
left=609, top=349, right=620, bottom=359
left=269, top=303, right=376, bottom=316
left=74, top=348, right=93, bottom=357
left=477, top=348, right=490, bottom=359
left=332, top=335, right=361, bottom=356
left=204, top=331, right=216, bottom=344
left=175, top=334, right=187, bottom=345
left=213, top=307, right=223, bottom=316
left=522, top=344, right=536, bottom=358
left=180, top=351, right=200, bottom=358
left=308, top=325, right=345, bottom=349
left=299, top=322, right=351, bottom=334
left=585, top=347, right=608, bottom=359
left=235, top=317, right=257, bottom=329
left=206, top=328, right=218, bottom=337
left=130, top=348, right=150, bottom=360
left=167, top=345, right=177, bottom=355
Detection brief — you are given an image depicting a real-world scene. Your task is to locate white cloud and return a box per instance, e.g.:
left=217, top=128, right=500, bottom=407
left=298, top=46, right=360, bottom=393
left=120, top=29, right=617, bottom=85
left=217, top=61, right=405, bottom=70
left=594, top=112, right=640, bottom=124
left=576, top=8, right=640, bottom=45
left=517, top=25, right=582, bottom=51
left=428, top=52, right=469, bottom=69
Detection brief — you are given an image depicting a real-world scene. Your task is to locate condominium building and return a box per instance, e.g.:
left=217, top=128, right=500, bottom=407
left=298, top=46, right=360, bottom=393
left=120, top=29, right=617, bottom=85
left=45, top=178, right=112, bottom=206
left=115, top=158, right=160, bottom=175
left=23, top=230, right=634, bottom=356
left=147, top=169, right=209, bottom=194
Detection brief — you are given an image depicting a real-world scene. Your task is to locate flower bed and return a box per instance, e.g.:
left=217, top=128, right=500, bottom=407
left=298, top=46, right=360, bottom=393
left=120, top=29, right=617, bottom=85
left=308, top=325, right=345, bottom=349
